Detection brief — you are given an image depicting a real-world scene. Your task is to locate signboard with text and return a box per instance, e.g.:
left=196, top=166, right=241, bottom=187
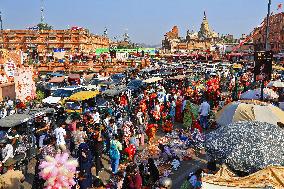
left=254, top=51, right=273, bottom=81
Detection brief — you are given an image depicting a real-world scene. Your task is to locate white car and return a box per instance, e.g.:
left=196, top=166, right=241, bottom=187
left=205, top=63, right=219, bottom=73
left=42, top=86, right=82, bottom=105
left=82, top=77, right=110, bottom=91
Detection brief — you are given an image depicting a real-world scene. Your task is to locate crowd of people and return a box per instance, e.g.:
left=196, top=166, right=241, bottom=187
left=0, top=61, right=283, bottom=189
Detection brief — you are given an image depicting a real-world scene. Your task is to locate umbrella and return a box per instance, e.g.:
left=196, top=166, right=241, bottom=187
left=102, top=86, right=126, bottom=97
left=267, top=80, right=284, bottom=88
left=68, top=91, right=100, bottom=101
left=205, top=121, right=284, bottom=174
left=240, top=88, right=279, bottom=100
left=216, top=101, right=284, bottom=126
left=48, top=76, right=65, bottom=83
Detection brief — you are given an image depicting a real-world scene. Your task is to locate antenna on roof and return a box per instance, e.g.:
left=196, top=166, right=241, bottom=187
left=40, top=0, right=45, bottom=23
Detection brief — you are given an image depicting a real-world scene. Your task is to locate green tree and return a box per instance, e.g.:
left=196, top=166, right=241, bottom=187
left=36, top=90, right=45, bottom=102
left=37, top=23, right=53, bottom=30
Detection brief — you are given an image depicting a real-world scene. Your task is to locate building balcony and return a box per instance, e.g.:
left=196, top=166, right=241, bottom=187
left=27, top=44, right=37, bottom=48
left=63, top=44, right=73, bottom=49
left=7, top=33, right=16, bottom=38
left=7, top=39, right=20, bottom=43
left=7, top=45, right=16, bottom=50
left=48, top=39, right=58, bottom=43
left=48, top=44, right=59, bottom=49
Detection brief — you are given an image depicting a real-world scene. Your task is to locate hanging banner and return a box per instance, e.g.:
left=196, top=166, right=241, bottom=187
left=53, top=48, right=66, bottom=59
left=14, top=67, right=36, bottom=101
left=4, top=60, right=16, bottom=78
left=254, top=51, right=273, bottom=81
left=0, top=73, right=8, bottom=84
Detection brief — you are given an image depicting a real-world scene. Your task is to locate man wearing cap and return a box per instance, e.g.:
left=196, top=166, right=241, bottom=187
left=0, top=158, right=24, bottom=189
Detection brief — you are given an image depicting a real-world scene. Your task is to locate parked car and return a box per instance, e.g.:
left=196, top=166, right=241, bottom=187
left=82, top=77, right=110, bottom=91
left=42, top=86, right=82, bottom=105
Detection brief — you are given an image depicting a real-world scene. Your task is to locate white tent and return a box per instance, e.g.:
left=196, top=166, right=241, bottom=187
left=267, top=80, right=284, bottom=88
left=216, top=101, right=284, bottom=126
left=240, top=88, right=279, bottom=100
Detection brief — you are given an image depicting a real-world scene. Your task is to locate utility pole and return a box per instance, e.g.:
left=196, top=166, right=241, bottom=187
left=265, top=0, right=271, bottom=51
left=261, top=0, right=272, bottom=100
left=0, top=11, right=3, bottom=49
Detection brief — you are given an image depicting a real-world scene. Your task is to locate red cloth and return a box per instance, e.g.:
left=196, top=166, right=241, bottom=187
left=152, top=110, right=160, bottom=121
left=140, top=102, right=147, bottom=114
left=175, top=99, right=183, bottom=123
left=129, top=173, right=143, bottom=189
left=191, top=120, right=203, bottom=133
left=162, top=120, right=173, bottom=133
left=69, top=121, right=77, bottom=132
left=125, top=144, right=136, bottom=159
left=16, top=102, right=26, bottom=109
left=120, top=95, right=128, bottom=106
left=146, top=124, right=157, bottom=139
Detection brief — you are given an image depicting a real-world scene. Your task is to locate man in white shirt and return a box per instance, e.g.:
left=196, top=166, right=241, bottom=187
left=92, top=109, right=100, bottom=124
left=136, top=109, right=144, bottom=125
left=0, top=139, right=14, bottom=165
left=53, top=124, right=67, bottom=153
left=157, top=90, right=165, bottom=103
left=199, top=99, right=210, bottom=129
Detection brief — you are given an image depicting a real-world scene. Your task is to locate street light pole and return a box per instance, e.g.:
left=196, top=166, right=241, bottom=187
left=265, top=0, right=271, bottom=51
left=261, top=0, right=272, bottom=100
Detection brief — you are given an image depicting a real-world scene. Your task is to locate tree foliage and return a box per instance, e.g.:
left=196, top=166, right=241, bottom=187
left=37, top=23, right=53, bottom=30
left=36, top=89, right=45, bottom=102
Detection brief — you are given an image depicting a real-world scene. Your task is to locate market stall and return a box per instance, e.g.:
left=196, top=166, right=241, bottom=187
left=215, top=100, right=284, bottom=126
left=203, top=165, right=284, bottom=188
left=66, top=90, right=100, bottom=113
left=240, top=88, right=279, bottom=100
left=205, top=121, right=284, bottom=174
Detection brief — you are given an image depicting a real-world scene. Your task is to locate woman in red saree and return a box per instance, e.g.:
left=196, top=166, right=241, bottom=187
left=146, top=123, right=158, bottom=144
left=140, top=99, right=147, bottom=115
left=162, top=111, right=173, bottom=133
left=175, top=97, right=183, bottom=123
left=120, top=93, right=128, bottom=107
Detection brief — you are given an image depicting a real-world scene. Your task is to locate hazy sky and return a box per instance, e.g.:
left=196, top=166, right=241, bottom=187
left=1, top=0, right=283, bottom=45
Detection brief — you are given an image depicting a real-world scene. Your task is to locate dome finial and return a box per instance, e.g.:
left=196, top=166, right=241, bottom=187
left=204, top=11, right=207, bottom=20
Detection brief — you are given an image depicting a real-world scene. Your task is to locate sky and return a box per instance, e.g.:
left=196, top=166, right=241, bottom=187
left=0, top=0, right=283, bottom=45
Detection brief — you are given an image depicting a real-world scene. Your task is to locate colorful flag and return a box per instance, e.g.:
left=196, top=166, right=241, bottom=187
left=277, top=3, right=282, bottom=10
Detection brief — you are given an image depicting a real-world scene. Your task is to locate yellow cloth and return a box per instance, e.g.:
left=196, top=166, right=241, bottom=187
left=0, top=169, right=24, bottom=189
left=68, top=90, right=100, bottom=101
left=203, top=165, right=284, bottom=189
